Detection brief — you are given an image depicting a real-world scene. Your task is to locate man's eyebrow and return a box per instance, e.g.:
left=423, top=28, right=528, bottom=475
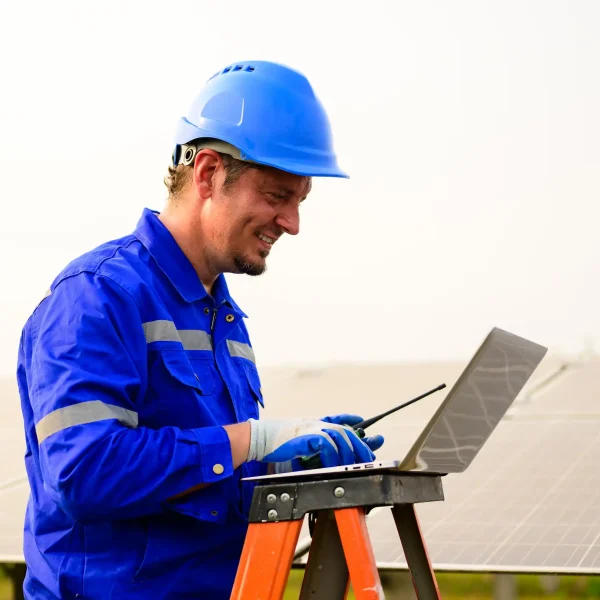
left=259, top=183, right=291, bottom=194
left=262, top=182, right=310, bottom=199
left=276, top=186, right=297, bottom=196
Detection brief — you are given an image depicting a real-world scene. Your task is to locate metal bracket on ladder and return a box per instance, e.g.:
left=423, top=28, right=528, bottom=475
left=230, top=472, right=445, bottom=600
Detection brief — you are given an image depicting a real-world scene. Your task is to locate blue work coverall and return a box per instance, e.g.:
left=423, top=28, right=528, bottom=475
left=16, top=208, right=268, bottom=599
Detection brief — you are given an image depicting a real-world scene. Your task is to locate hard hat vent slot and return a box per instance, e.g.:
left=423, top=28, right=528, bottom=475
left=220, top=64, right=255, bottom=76
left=208, top=64, right=255, bottom=82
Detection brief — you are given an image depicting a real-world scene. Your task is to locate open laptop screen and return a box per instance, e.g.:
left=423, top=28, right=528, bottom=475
left=401, top=328, right=548, bottom=474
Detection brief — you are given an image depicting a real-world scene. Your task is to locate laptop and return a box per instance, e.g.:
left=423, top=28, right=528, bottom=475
left=244, top=327, right=548, bottom=481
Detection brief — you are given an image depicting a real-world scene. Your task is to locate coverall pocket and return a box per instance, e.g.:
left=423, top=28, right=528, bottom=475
left=160, top=350, right=215, bottom=395
left=244, top=364, right=264, bottom=408
left=236, top=362, right=265, bottom=422
left=145, top=350, right=216, bottom=428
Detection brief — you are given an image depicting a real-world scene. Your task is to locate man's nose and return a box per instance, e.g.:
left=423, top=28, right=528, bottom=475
left=274, top=202, right=300, bottom=236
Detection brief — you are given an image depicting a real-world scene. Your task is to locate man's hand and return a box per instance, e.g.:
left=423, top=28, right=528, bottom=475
left=321, top=413, right=385, bottom=454
left=247, top=417, right=377, bottom=468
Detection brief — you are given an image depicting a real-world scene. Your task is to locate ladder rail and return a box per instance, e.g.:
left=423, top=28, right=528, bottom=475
left=335, top=507, right=385, bottom=600
left=230, top=519, right=303, bottom=600
left=393, top=504, right=442, bottom=600
left=231, top=472, right=445, bottom=600
left=300, top=510, right=350, bottom=600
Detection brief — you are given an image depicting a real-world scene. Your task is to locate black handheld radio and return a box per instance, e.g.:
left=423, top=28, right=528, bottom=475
left=300, top=383, right=447, bottom=470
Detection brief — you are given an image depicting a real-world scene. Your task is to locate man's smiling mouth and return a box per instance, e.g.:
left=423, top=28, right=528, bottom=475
left=257, top=233, right=276, bottom=245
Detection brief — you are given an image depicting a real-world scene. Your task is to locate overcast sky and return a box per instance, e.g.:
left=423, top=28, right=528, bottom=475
left=0, top=0, right=598, bottom=375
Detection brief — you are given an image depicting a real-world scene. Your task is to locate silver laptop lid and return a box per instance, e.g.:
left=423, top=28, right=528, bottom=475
left=398, top=327, right=547, bottom=474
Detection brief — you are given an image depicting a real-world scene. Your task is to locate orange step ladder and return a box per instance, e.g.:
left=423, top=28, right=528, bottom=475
left=230, top=472, right=445, bottom=600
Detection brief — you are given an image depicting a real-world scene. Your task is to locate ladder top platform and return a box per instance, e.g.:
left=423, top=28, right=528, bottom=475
left=248, top=472, right=445, bottom=523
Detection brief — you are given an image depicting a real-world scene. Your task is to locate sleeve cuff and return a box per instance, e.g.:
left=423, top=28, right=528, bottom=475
left=192, top=425, right=234, bottom=483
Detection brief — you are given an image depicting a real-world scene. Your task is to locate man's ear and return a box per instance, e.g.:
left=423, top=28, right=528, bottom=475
left=193, top=150, right=223, bottom=201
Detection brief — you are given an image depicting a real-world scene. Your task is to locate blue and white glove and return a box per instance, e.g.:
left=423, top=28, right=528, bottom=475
left=247, top=416, right=383, bottom=468
left=321, top=414, right=385, bottom=455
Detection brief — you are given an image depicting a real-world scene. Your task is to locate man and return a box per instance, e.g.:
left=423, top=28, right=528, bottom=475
left=16, top=60, right=384, bottom=599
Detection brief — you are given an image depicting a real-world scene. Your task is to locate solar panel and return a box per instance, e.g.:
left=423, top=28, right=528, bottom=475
left=367, top=418, right=600, bottom=573
left=291, top=358, right=600, bottom=574
left=0, top=380, right=27, bottom=563
left=0, top=480, right=27, bottom=563
left=1, top=355, right=596, bottom=574
left=259, top=357, right=567, bottom=423
left=516, top=360, right=600, bottom=414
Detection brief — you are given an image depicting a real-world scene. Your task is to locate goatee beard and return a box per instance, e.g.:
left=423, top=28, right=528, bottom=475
left=234, top=255, right=267, bottom=276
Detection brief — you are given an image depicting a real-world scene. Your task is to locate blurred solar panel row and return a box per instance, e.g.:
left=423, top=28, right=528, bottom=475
left=287, top=358, right=600, bottom=574
left=1, top=357, right=598, bottom=574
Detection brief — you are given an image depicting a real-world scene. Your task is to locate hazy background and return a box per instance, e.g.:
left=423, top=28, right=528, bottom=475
left=1, top=0, right=599, bottom=374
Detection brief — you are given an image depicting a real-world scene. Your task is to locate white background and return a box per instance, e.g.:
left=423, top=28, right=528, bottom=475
left=1, top=0, right=599, bottom=374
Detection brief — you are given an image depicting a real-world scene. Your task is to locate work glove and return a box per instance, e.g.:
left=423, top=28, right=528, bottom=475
left=321, top=414, right=385, bottom=454
left=247, top=417, right=378, bottom=468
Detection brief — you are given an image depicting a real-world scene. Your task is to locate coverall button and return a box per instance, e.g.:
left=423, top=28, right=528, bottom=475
left=211, top=510, right=218, bottom=517
left=204, top=307, right=210, bottom=315
left=213, top=463, right=224, bottom=475
left=225, top=314, right=235, bottom=323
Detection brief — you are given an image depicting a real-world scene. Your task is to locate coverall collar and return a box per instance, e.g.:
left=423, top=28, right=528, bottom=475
left=133, top=208, right=246, bottom=315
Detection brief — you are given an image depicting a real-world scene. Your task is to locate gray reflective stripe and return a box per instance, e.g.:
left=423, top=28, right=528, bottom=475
left=143, top=320, right=179, bottom=343
left=36, top=401, right=138, bottom=444
left=143, top=320, right=212, bottom=350
left=179, top=330, right=212, bottom=351
left=227, top=340, right=255, bottom=363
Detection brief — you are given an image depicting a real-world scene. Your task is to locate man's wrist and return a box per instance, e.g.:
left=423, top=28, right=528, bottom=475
left=223, top=421, right=251, bottom=469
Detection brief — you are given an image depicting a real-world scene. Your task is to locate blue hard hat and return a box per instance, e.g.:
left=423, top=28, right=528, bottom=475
left=173, top=60, right=348, bottom=178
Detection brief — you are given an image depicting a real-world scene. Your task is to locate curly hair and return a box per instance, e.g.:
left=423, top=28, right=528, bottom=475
left=163, top=164, right=192, bottom=199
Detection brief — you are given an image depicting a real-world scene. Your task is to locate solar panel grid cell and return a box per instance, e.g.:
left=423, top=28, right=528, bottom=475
left=366, top=419, right=600, bottom=572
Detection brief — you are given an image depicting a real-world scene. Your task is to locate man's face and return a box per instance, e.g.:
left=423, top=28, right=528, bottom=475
left=202, top=162, right=311, bottom=276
